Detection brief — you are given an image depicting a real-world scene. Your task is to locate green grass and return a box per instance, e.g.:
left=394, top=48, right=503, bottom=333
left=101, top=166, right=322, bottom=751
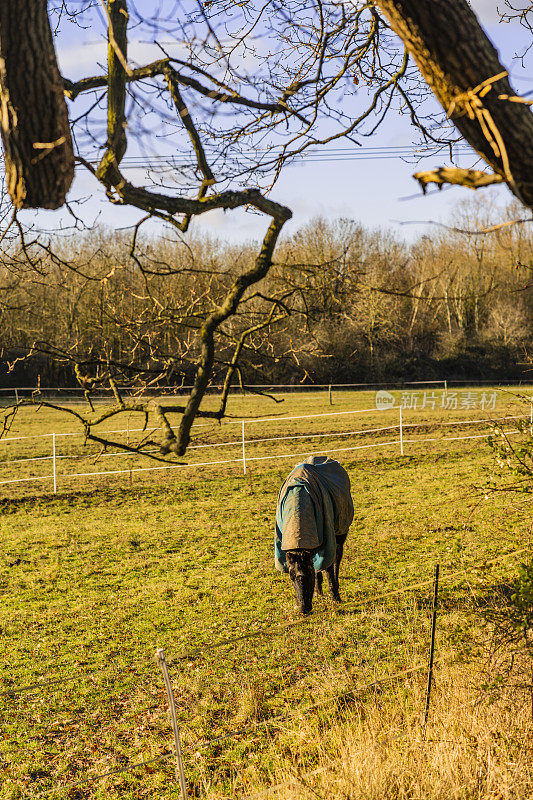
left=0, top=388, right=532, bottom=798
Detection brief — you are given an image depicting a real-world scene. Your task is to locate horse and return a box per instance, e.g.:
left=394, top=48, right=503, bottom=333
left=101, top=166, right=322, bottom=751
left=275, top=455, right=354, bottom=614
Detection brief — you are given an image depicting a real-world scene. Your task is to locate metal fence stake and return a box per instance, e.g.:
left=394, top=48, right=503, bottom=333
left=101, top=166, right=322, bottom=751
left=422, top=564, right=440, bottom=736
left=156, top=648, right=188, bottom=798
left=127, top=418, right=133, bottom=486
left=399, top=407, right=404, bottom=456
left=242, top=420, right=247, bottom=475
left=52, top=433, right=57, bottom=494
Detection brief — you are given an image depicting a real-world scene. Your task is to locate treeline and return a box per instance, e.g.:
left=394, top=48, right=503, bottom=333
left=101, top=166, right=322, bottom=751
left=0, top=198, right=531, bottom=388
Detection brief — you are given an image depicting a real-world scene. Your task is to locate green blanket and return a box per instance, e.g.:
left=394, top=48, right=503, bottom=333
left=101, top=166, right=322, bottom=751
left=275, top=456, right=354, bottom=573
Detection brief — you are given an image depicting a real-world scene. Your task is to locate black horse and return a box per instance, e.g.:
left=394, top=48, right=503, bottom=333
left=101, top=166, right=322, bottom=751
left=275, top=455, right=354, bottom=614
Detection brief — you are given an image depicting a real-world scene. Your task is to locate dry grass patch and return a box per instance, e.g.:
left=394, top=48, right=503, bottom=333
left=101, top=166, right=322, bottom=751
left=217, top=661, right=533, bottom=800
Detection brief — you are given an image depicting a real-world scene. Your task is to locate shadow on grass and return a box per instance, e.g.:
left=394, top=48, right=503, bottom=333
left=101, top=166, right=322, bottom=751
left=0, top=483, right=201, bottom=514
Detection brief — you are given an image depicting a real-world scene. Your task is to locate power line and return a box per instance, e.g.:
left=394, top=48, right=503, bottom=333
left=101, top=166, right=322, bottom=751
left=111, top=144, right=474, bottom=159
left=77, top=143, right=476, bottom=171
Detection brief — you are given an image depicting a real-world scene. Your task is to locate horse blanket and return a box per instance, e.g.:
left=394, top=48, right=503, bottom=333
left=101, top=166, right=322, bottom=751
left=275, top=455, right=354, bottom=573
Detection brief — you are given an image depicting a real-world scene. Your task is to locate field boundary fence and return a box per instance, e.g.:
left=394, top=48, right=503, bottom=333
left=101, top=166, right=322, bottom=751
left=2, top=378, right=533, bottom=405
left=0, top=402, right=531, bottom=495
left=8, top=545, right=529, bottom=799
left=1, top=379, right=450, bottom=402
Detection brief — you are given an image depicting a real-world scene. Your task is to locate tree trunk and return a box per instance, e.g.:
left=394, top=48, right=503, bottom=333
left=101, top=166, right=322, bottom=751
left=375, top=0, right=533, bottom=209
left=0, top=1, right=74, bottom=209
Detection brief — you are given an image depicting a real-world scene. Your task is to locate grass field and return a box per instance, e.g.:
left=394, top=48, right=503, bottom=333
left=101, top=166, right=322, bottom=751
left=1, top=387, right=533, bottom=799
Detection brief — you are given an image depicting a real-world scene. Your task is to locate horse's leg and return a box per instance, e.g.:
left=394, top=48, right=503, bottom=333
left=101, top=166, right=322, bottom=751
left=325, top=562, right=341, bottom=601
left=326, top=536, right=346, bottom=602
left=335, top=535, right=346, bottom=585
left=315, top=571, right=323, bottom=596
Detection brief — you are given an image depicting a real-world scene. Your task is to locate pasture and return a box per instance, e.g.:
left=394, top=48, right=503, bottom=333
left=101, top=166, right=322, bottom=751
left=1, top=387, right=533, bottom=799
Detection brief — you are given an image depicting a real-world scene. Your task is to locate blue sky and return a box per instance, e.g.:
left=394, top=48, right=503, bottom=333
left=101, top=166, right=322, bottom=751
left=238, top=1, right=533, bottom=243
left=29, top=1, right=533, bottom=244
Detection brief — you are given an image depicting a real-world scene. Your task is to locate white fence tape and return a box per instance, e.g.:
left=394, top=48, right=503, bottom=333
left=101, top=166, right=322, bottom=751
left=0, top=439, right=404, bottom=486
left=236, top=423, right=400, bottom=447
left=0, top=403, right=528, bottom=492
left=402, top=413, right=528, bottom=429
left=1, top=412, right=527, bottom=447
left=246, top=439, right=403, bottom=463
left=0, top=455, right=54, bottom=465
left=57, top=456, right=244, bottom=479
left=52, top=423, right=404, bottom=462
left=233, top=406, right=390, bottom=425
left=0, top=475, right=54, bottom=486
left=404, top=431, right=515, bottom=445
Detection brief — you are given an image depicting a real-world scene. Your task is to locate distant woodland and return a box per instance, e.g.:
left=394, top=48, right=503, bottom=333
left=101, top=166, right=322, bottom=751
left=1, top=198, right=531, bottom=389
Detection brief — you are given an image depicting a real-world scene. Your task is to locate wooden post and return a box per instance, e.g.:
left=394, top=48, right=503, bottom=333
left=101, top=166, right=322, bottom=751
left=14, top=387, right=19, bottom=404
left=328, top=383, right=332, bottom=406
left=422, top=564, right=440, bottom=735
left=399, top=406, right=404, bottom=456
left=156, top=649, right=188, bottom=799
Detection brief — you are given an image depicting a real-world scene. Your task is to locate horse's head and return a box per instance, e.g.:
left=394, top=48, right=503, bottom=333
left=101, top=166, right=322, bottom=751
left=286, top=550, right=315, bottom=615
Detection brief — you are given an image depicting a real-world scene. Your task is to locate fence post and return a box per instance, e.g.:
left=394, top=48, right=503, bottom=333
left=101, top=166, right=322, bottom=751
left=399, top=406, right=404, bottom=456
left=14, top=387, right=19, bottom=404
left=242, top=420, right=247, bottom=475
left=444, top=379, right=448, bottom=395
left=422, top=564, right=440, bottom=736
left=127, top=418, right=133, bottom=486
left=530, top=400, right=532, bottom=438
left=328, top=383, right=332, bottom=406
left=156, top=649, right=188, bottom=799
left=52, top=433, right=57, bottom=494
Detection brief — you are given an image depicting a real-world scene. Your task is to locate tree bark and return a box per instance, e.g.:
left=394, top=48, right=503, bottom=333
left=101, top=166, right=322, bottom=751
left=0, top=1, right=74, bottom=209
left=375, top=0, right=533, bottom=209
